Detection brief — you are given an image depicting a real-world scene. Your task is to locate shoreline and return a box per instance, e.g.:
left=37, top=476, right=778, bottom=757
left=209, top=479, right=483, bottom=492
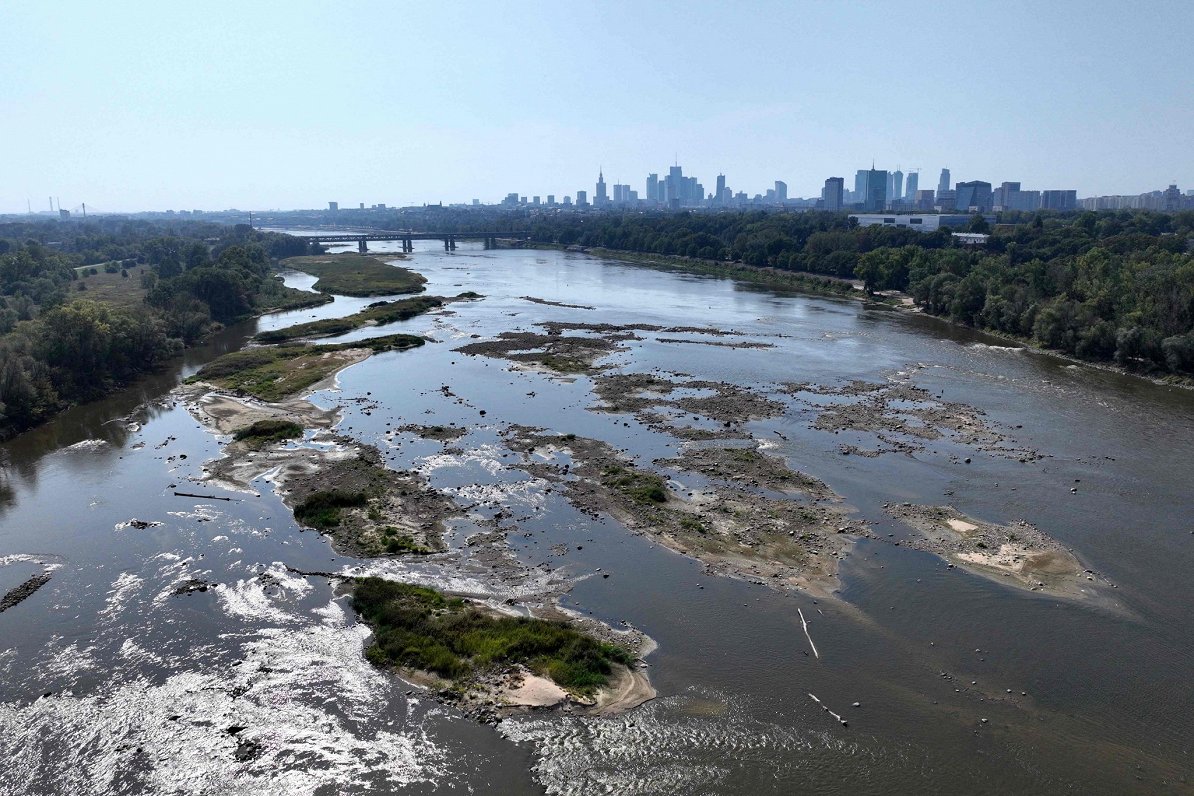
left=525, top=242, right=1194, bottom=392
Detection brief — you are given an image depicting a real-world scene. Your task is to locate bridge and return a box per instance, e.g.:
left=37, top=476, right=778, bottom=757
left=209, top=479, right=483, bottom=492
left=293, top=231, right=533, bottom=253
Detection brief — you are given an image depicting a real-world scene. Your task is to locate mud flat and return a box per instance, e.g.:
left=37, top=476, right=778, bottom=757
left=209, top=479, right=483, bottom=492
left=507, top=428, right=869, bottom=596
left=454, top=330, right=622, bottom=375
left=782, top=378, right=1044, bottom=462
left=886, top=503, right=1106, bottom=599
left=591, top=371, right=784, bottom=439
left=0, top=572, right=52, bottom=613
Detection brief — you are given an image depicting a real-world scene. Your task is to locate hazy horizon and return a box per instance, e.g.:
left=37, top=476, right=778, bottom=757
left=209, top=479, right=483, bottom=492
left=3, top=0, right=1192, bottom=214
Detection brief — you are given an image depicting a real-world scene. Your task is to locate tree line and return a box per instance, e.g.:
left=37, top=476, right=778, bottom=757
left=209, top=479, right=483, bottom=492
left=519, top=210, right=1194, bottom=378
left=0, top=220, right=317, bottom=438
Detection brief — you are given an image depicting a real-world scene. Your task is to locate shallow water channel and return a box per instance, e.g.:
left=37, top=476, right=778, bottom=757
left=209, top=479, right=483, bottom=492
left=2, top=242, right=1193, bottom=794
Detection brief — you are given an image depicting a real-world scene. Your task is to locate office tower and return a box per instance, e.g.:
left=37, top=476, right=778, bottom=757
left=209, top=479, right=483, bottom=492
left=546, top=194, right=555, bottom=205
left=775, top=181, right=787, bottom=202
left=1040, top=190, right=1077, bottom=211
left=562, top=195, right=573, bottom=206
left=886, top=172, right=895, bottom=201
left=716, top=174, right=726, bottom=204
left=823, top=177, right=844, bottom=212
left=595, top=170, right=608, bottom=206
left=937, top=168, right=951, bottom=196
left=328, top=201, right=338, bottom=211
left=905, top=171, right=918, bottom=200
left=1163, top=184, right=1182, bottom=212
left=576, top=190, right=588, bottom=207
left=914, top=189, right=936, bottom=210
left=855, top=170, right=869, bottom=202
left=665, top=165, right=683, bottom=206
left=954, top=181, right=993, bottom=212
left=532, top=196, right=540, bottom=206
left=865, top=168, right=888, bottom=211
left=646, top=174, right=659, bottom=205
left=891, top=170, right=904, bottom=204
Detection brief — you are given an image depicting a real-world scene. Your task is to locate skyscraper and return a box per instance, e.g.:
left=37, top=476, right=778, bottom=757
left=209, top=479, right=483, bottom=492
left=576, top=190, right=588, bottom=207
left=891, top=170, right=904, bottom=205
left=865, top=168, right=888, bottom=212
left=937, top=168, right=951, bottom=197
left=774, top=181, right=787, bottom=203
left=905, top=171, right=918, bottom=200
left=854, top=170, right=869, bottom=203
left=595, top=170, right=608, bottom=207
left=823, top=177, right=844, bottom=212
left=954, top=181, right=993, bottom=212
left=646, top=173, right=658, bottom=205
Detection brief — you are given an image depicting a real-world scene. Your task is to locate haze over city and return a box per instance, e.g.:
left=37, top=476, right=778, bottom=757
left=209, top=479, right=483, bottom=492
left=3, top=0, right=1192, bottom=213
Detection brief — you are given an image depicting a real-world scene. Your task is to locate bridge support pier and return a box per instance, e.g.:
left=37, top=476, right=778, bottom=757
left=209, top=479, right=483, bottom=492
left=358, top=239, right=368, bottom=254
left=403, top=237, right=412, bottom=252
left=443, top=238, right=450, bottom=251
left=449, top=236, right=456, bottom=251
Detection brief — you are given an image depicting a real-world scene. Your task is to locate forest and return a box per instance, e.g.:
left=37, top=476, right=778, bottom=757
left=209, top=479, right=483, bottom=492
left=519, top=210, right=1194, bottom=378
left=0, top=218, right=320, bottom=439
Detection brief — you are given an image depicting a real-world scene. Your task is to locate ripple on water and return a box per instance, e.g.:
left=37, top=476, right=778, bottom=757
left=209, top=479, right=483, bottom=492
left=500, top=690, right=874, bottom=795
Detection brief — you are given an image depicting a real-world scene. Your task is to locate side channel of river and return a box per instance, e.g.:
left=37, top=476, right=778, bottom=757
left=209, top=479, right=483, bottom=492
left=2, top=241, right=1193, bottom=795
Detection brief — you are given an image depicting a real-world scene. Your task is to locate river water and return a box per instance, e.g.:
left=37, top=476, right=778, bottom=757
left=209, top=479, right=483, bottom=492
left=2, top=242, right=1193, bottom=794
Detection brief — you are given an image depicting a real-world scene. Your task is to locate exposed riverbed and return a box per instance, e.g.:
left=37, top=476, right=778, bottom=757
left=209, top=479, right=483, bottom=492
left=2, top=242, right=1193, bottom=794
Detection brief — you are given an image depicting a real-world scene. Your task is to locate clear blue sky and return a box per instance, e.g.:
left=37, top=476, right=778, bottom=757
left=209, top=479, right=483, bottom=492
left=2, top=0, right=1191, bottom=212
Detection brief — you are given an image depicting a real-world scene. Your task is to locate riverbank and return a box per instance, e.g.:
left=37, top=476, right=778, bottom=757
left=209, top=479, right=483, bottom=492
left=529, top=243, right=1194, bottom=391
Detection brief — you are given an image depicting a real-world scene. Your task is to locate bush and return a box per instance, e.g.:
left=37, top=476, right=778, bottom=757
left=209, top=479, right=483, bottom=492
left=294, top=489, right=367, bottom=528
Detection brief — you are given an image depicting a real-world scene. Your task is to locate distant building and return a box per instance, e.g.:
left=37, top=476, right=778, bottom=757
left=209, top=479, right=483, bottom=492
left=865, top=168, right=888, bottom=212
left=1041, top=189, right=1077, bottom=211
left=715, top=174, right=726, bottom=204
left=646, top=174, right=659, bottom=205
left=1163, top=184, right=1182, bottom=212
left=854, top=170, right=869, bottom=204
left=546, top=194, right=555, bottom=205
left=937, top=168, right=951, bottom=196
left=595, top=171, right=608, bottom=207
left=774, top=181, right=787, bottom=203
left=849, top=213, right=993, bottom=232
left=562, top=195, right=573, bottom=206
left=576, top=190, right=588, bottom=207
left=328, top=201, right=338, bottom=211
left=532, top=196, right=541, bottom=206
left=914, top=189, right=936, bottom=210
left=891, top=170, right=903, bottom=205
left=59, top=208, right=70, bottom=219
left=905, top=171, right=918, bottom=201
left=935, top=190, right=957, bottom=212
left=954, top=180, right=993, bottom=212
left=822, top=177, right=844, bottom=212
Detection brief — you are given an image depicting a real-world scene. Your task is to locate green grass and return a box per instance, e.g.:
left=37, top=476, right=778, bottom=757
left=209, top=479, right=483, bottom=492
left=352, top=577, right=634, bottom=693
left=254, top=296, right=443, bottom=343
left=282, top=254, right=427, bottom=297
left=232, top=419, right=304, bottom=446
left=381, top=527, right=434, bottom=555
left=68, top=269, right=148, bottom=309
left=187, top=333, right=424, bottom=401
left=294, top=489, right=368, bottom=529
left=601, top=465, right=669, bottom=504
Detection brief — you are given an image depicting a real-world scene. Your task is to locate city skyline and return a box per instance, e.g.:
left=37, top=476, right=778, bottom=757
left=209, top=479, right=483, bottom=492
left=3, top=1, right=1192, bottom=213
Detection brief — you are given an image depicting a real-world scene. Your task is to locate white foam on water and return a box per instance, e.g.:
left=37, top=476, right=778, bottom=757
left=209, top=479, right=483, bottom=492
left=501, top=692, right=868, bottom=795
left=65, top=439, right=109, bottom=451
left=98, top=572, right=143, bottom=621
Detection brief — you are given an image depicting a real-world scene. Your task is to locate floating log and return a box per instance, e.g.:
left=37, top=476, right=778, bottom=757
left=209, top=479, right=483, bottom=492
left=173, top=491, right=234, bottom=501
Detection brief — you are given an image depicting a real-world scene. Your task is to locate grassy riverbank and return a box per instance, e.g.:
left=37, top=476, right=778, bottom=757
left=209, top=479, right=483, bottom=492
left=281, top=253, right=427, bottom=296
left=188, top=333, right=424, bottom=401
left=352, top=576, right=634, bottom=694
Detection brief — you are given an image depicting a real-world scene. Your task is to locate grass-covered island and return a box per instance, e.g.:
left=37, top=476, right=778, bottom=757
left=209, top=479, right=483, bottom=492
left=281, top=253, right=427, bottom=297
left=187, top=333, right=424, bottom=401
left=351, top=577, right=635, bottom=696
left=254, top=296, right=445, bottom=342
left=232, top=418, right=304, bottom=447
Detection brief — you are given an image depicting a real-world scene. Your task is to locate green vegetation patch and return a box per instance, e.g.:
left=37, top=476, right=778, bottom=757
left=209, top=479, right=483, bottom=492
left=232, top=419, right=304, bottom=446
left=282, top=254, right=427, bottom=297
left=352, top=576, right=633, bottom=693
left=188, top=333, right=424, bottom=401
left=601, top=465, right=669, bottom=504
left=255, top=296, right=443, bottom=343
left=294, top=489, right=368, bottom=529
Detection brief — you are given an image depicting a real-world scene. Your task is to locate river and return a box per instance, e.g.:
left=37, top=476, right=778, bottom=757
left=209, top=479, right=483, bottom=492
left=2, top=241, right=1192, bottom=794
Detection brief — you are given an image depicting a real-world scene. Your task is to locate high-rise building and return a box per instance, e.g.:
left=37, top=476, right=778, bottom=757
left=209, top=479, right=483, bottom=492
left=716, top=174, right=726, bottom=204
left=546, top=194, right=555, bottom=205
left=865, top=168, right=888, bottom=212
left=1040, top=190, right=1077, bottom=211
left=665, top=165, right=684, bottom=207
left=576, top=190, right=588, bottom=207
left=891, top=170, right=904, bottom=204
left=823, top=177, right=844, bottom=212
left=937, top=168, right=951, bottom=196
left=954, top=180, right=993, bottom=212
left=646, top=174, right=659, bottom=205
left=854, top=170, right=869, bottom=203
left=905, top=171, right=918, bottom=200
left=328, top=201, right=338, bottom=211
left=914, top=190, right=936, bottom=210
left=1163, top=184, right=1182, bottom=212
left=774, top=181, right=787, bottom=203
left=595, top=170, right=608, bottom=206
